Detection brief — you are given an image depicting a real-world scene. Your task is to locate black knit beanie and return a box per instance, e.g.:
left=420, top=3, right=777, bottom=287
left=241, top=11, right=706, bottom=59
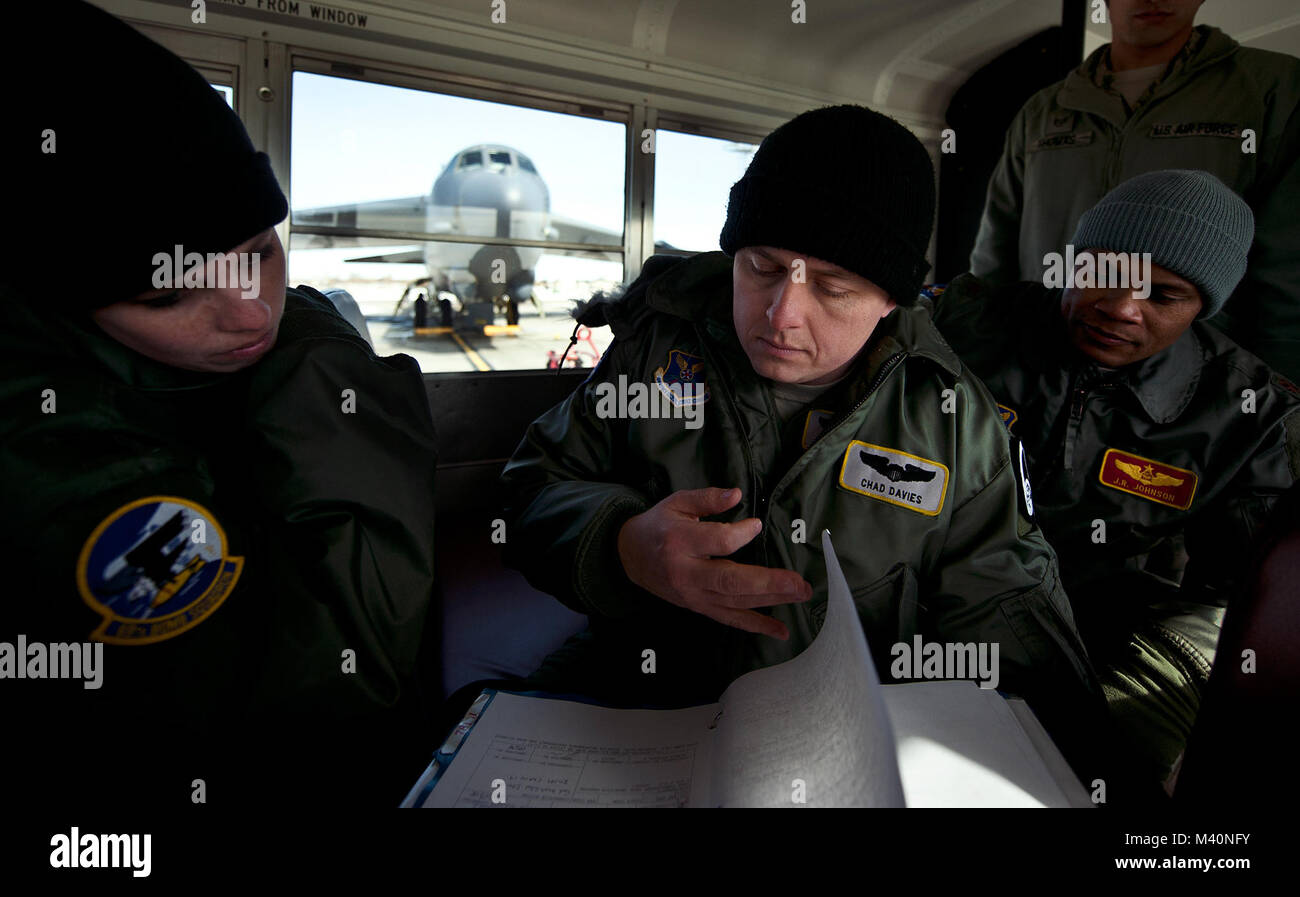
left=9, top=0, right=288, bottom=308
left=719, top=105, right=935, bottom=304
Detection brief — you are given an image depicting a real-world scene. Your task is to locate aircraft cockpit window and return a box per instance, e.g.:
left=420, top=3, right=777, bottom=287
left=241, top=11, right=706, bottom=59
left=287, top=71, right=625, bottom=374
left=653, top=129, right=758, bottom=254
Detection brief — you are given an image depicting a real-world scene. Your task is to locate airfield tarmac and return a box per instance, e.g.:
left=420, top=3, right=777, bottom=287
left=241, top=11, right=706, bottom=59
left=337, top=281, right=615, bottom=374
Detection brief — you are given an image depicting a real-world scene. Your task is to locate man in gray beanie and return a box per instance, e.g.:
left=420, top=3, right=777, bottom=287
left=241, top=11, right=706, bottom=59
left=498, top=104, right=1104, bottom=784
left=932, top=168, right=1300, bottom=799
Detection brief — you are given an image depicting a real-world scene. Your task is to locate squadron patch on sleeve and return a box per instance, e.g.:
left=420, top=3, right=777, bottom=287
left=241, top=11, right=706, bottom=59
left=76, top=497, right=243, bottom=645
left=1012, top=437, right=1035, bottom=521
left=838, top=440, right=949, bottom=516
left=1098, top=449, right=1198, bottom=510
left=653, top=348, right=710, bottom=406
left=996, top=403, right=1018, bottom=433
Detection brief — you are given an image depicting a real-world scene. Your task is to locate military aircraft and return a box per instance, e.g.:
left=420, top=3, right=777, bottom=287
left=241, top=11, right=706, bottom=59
left=292, top=143, right=658, bottom=332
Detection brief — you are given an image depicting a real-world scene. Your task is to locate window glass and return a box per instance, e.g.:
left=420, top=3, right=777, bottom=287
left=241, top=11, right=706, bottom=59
left=210, top=83, right=234, bottom=108
left=652, top=130, right=758, bottom=253
left=288, top=71, right=626, bottom=372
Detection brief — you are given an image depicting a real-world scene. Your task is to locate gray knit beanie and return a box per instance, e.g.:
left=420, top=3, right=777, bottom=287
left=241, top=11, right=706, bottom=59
left=1072, top=170, right=1254, bottom=318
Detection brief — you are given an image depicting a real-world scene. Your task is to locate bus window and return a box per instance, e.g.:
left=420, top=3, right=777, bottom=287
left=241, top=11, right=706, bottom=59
left=288, top=71, right=625, bottom=373
left=653, top=129, right=758, bottom=254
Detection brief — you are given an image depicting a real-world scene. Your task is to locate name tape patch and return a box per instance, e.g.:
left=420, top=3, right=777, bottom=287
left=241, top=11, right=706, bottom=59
left=1098, top=448, right=1197, bottom=510
left=838, top=440, right=949, bottom=516
left=1030, top=131, right=1094, bottom=152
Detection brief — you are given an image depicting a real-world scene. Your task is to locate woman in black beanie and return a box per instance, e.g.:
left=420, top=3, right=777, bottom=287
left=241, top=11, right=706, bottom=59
left=2, top=1, right=440, bottom=806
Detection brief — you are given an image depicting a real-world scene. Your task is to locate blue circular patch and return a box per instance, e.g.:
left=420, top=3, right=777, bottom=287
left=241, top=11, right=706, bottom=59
left=77, top=496, right=243, bottom=644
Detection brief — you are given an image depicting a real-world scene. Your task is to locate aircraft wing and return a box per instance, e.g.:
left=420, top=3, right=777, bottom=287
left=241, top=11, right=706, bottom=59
left=544, top=213, right=623, bottom=261
left=292, top=195, right=430, bottom=248
left=546, top=213, right=683, bottom=261
left=344, top=247, right=426, bottom=264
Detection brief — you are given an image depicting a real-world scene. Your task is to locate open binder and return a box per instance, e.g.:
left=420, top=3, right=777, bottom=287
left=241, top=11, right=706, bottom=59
left=404, top=531, right=1091, bottom=807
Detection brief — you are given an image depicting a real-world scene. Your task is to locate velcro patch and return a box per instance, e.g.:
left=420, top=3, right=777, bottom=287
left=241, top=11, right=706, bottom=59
left=1098, top=448, right=1197, bottom=510
left=801, top=409, right=835, bottom=450
left=838, top=440, right=949, bottom=516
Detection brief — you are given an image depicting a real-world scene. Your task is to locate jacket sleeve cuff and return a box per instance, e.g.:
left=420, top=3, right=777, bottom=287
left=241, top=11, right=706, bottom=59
left=572, top=491, right=653, bottom=618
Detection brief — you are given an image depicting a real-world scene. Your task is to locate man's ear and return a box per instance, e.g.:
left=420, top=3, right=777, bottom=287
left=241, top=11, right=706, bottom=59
left=880, top=297, right=899, bottom=318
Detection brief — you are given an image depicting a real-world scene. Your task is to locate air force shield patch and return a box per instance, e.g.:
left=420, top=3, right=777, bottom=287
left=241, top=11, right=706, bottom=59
left=76, top=496, right=242, bottom=645
left=653, top=348, right=710, bottom=406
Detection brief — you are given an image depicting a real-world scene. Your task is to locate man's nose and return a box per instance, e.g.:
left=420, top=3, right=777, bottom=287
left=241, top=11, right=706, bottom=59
left=1094, top=288, right=1143, bottom=323
left=767, top=278, right=810, bottom=329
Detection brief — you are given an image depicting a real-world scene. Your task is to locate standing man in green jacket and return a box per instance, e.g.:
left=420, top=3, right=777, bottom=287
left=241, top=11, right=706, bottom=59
left=936, top=170, right=1300, bottom=794
left=970, top=0, right=1300, bottom=379
left=501, top=106, right=1101, bottom=776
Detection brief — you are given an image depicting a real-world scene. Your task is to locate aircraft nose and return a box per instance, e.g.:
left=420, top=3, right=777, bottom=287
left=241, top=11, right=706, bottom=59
left=452, top=170, right=549, bottom=239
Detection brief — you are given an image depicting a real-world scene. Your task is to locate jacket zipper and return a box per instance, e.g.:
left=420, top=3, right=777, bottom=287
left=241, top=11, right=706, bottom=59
left=765, top=351, right=908, bottom=532
left=694, top=326, right=764, bottom=558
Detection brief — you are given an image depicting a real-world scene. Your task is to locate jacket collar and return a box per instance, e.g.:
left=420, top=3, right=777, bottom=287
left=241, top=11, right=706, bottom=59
left=646, top=251, right=963, bottom=379
left=1017, top=286, right=1204, bottom=423
left=1057, top=25, right=1236, bottom=124
left=1113, top=326, right=1205, bottom=424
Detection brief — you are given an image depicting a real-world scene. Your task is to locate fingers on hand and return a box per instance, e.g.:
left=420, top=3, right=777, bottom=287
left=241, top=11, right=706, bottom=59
left=703, top=560, right=811, bottom=601
left=690, top=518, right=762, bottom=556
left=707, top=606, right=790, bottom=641
left=667, top=485, right=743, bottom=517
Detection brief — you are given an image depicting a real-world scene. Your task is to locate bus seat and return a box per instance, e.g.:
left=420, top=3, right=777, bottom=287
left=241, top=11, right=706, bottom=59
left=320, top=287, right=374, bottom=348
left=1175, top=507, right=1300, bottom=803
left=428, top=371, right=594, bottom=699
left=437, top=508, right=587, bottom=700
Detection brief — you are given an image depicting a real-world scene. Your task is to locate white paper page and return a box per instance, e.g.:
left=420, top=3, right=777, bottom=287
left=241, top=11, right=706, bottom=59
left=883, top=680, right=1078, bottom=807
left=709, top=530, right=905, bottom=807
left=424, top=693, right=720, bottom=807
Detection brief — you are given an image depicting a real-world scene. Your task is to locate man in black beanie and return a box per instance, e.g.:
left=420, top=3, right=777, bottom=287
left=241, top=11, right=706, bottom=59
left=500, top=105, right=1103, bottom=784
left=1, top=1, right=440, bottom=807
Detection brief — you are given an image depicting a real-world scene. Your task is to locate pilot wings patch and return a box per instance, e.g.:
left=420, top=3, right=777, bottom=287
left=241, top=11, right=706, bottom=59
left=1098, top=448, right=1197, bottom=510
left=838, top=440, right=949, bottom=516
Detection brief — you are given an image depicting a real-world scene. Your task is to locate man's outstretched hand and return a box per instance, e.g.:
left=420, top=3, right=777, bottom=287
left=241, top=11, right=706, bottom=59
left=616, top=486, right=813, bottom=639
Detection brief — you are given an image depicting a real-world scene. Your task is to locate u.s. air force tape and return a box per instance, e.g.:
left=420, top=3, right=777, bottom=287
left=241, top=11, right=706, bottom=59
left=838, top=440, right=948, bottom=515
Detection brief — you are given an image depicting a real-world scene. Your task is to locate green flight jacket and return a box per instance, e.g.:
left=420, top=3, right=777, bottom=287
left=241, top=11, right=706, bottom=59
left=501, top=253, right=1100, bottom=751
left=930, top=274, right=1300, bottom=683
left=970, top=25, right=1300, bottom=379
left=0, top=285, right=440, bottom=805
